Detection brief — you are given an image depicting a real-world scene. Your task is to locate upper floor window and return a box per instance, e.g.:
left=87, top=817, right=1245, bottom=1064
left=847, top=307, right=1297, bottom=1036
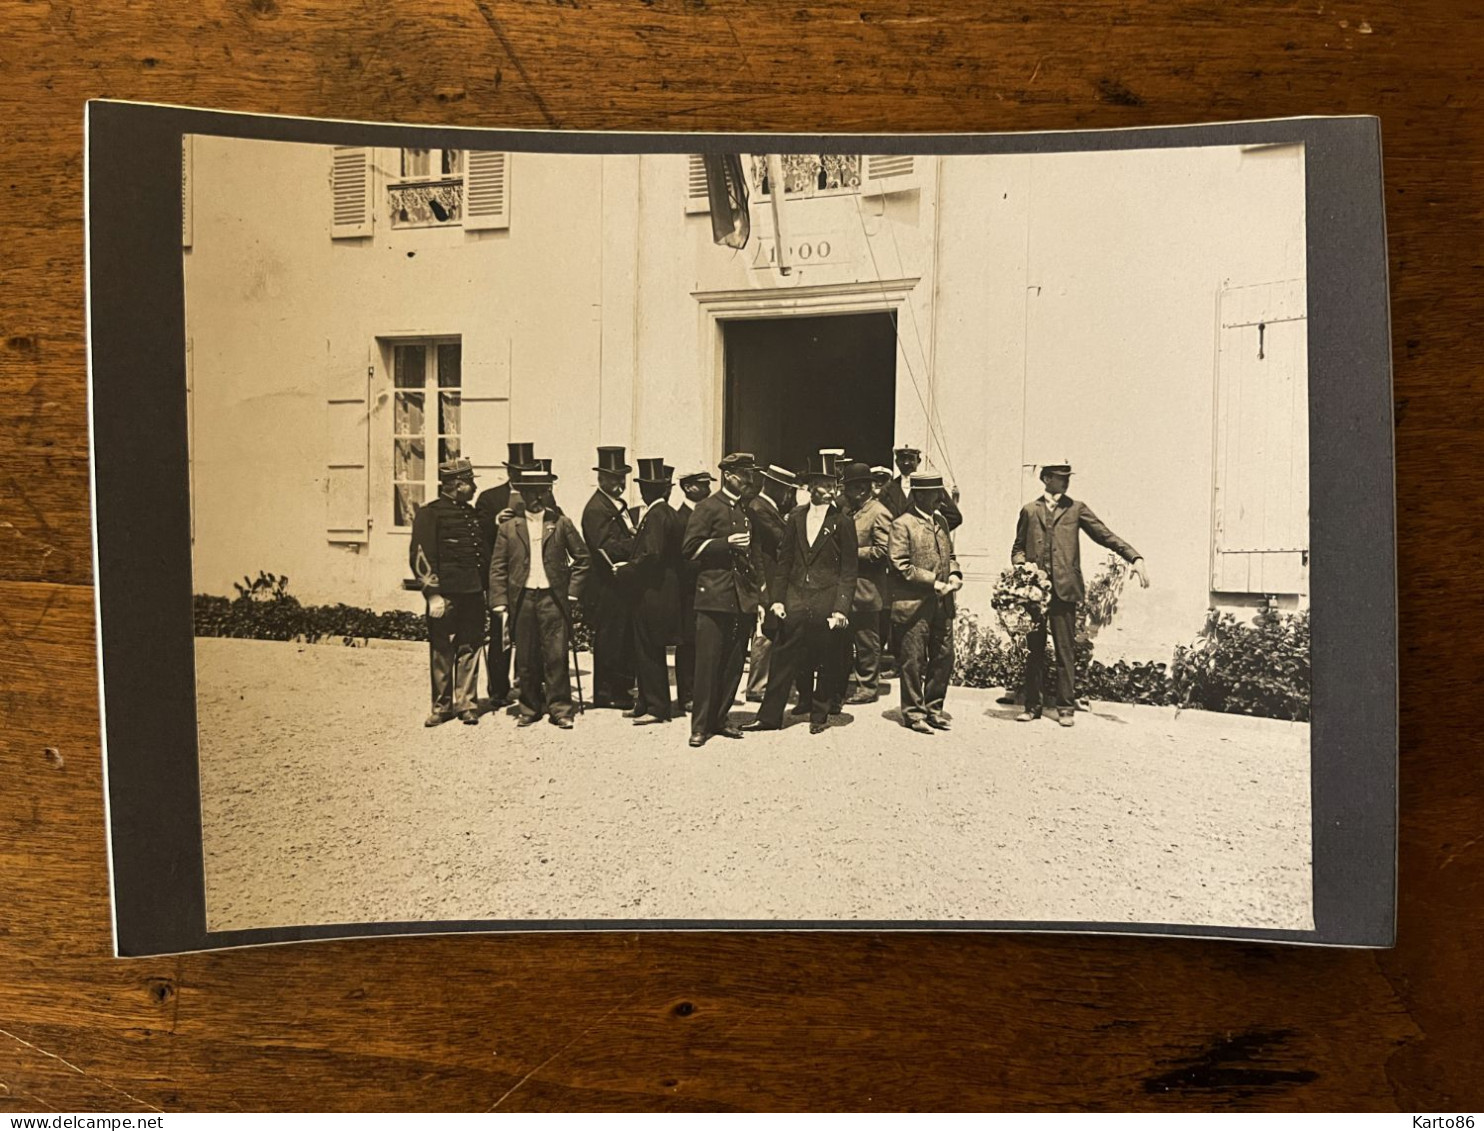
left=389, top=148, right=465, bottom=228
left=750, top=154, right=862, bottom=198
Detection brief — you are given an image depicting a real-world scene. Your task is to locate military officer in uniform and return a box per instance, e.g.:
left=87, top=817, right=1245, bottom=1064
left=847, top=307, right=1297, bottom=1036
left=629, top=459, right=685, bottom=724
left=744, top=463, right=797, bottom=702
left=489, top=466, right=589, bottom=729
left=681, top=452, right=765, bottom=748
left=410, top=457, right=488, bottom=727
left=889, top=472, right=963, bottom=734
left=840, top=461, right=893, bottom=704
left=673, top=468, right=714, bottom=713
left=580, top=445, right=639, bottom=711
left=746, top=454, right=857, bottom=735
left=1011, top=460, right=1149, bottom=727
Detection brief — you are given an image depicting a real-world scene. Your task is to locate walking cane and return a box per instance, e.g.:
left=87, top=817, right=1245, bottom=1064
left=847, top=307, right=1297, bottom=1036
left=570, top=616, right=587, bottom=714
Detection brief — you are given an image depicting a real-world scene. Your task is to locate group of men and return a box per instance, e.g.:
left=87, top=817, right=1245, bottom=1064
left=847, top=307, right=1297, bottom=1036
left=409, top=440, right=1149, bottom=744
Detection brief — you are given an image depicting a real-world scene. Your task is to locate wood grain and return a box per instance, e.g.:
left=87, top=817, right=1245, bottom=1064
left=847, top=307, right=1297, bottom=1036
left=0, top=0, right=1479, bottom=1111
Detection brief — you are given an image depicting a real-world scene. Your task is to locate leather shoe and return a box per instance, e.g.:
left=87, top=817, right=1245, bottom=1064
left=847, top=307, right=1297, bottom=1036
left=632, top=714, right=668, bottom=726
left=741, top=719, right=778, bottom=732
left=516, top=715, right=540, bottom=727
left=926, top=716, right=951, bottom=731
left=809, top=721, right=828, bottom=735
left=716, top=725, right=745, bottom=739
left=1015, top=710, right=1042, bottom=723
left=424, top=711, right=451, bottom=728
left=845, top=691, right=876, bottom=706
left=551, top=716, right=575, bottom=729
left=1058, top=712, right=1075, bottom=727
left=688, top=733, right=708, bottom=748
left=906, top=719, right=935, bottom=735
left=459, top=710, right=479, bottom=726
left=790, top=704, right=811, bottom=716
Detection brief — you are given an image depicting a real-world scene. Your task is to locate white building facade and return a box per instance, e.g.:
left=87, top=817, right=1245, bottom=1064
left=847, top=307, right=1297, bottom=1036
left=184, top=136, right=1309, bottom=662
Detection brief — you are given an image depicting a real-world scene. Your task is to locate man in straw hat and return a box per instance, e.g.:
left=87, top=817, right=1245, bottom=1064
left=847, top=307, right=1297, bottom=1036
left=745, top=454, right=857, bottom=735
left=489, top=464, right=589, bottom=729
left=1011, top=460, right=1149, bottom=727
left=888, top=471, right=963, bottom=734
left=410, top=457, right=487, bottom=727
left=743, top=462, right=798, bottom=702
left=629, top=459, right=685, bottom=725
left=840, top=460, right=894, bottom=704
left=681, top=452, right=765, bottom=748
left=580, top=446, right=639, bottom=711
left=881, top=445, right=963, bottom=530
left=673, top=467, right=714, bottom=713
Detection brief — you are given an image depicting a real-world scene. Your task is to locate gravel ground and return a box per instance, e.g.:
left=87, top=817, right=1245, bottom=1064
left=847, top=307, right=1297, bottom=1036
left=196, top=637, right=1313, bottom=933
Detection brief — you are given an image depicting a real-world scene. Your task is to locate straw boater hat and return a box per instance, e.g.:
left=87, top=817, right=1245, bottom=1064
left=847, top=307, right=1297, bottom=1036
left=678, top=467, right=714, bottom=485
left=438, top=456, right=475, bottom=481
left=502, top=442, right=537, bottom=470
left=635, top=457, right=672, bottom=485
left=760, top=463, right=798, bottom=488
left=593, top=446, right=632, bottom=474
left=910, top=471, right=945, bottom=491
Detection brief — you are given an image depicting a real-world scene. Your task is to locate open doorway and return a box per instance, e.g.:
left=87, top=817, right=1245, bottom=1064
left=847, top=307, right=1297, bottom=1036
left=723, top=311, right=897, bottom=472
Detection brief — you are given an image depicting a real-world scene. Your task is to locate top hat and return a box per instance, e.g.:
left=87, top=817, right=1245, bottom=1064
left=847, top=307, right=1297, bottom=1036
left=438, top=456, right=476, bottom=480
left=636, top=457, right=672, bottom=484
left=678, top=467, right=715, bottom=484
left=760, top=464, right=798, bottom=488
left=802, top=453, right=839, bottom=480
left=870, top=465, right=893, bottom=481
left=514, top=465, right=556, bottom=487
left=533, top=457, right=554, bottom=476
left=894, top=444, right=922, bottom=456
left=718, top=452, right=757, bottom=472
left=593, top=446, right=632, bottom=474
left=662, top=463, right=675, bottom=481
left=1038, top=460, right=1074, bottom=476
left=841, top=461, right=875, bottom=484
left=910, top=471, right=945, bottom=491
left=503, top=441, right=537, bottom=470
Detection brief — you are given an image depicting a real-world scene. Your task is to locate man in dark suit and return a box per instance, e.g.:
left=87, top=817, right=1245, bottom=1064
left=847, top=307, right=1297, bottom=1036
left=681, top=452, right=765, bottom=748
left=489, top=467, right=590, bottom=729
left=410, top=458, right=488, bottom=727
left=743, top=463, right=797, bottom=703
left=747, top=455, right=858, bottom=735
left=580, top=445, right=639, bottom=711
left=673, top=468, right=713, bottom=713
left=881, top=445, right=963, bottom=531
left=473, top=441, right=536, bottom=707
left=840, top=461, right=894, bottom=704
left=629, top=459, right=685, bottom=725
left=889, top=472, right=962, bottom=734
left=1012, top=461, right=1149, bottom=727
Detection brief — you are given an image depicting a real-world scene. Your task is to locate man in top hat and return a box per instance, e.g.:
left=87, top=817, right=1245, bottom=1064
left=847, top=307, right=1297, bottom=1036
left=839, top=461, right=894, bottom=704
left=410, top=457, right=488, bottom=727
left=889, top=471, right=963, bottom=734
left=746, top=454, right=858, bottom=735
left=881, top=445, right=963, bottom=530
left=628, top=459, right=685, bottom=724
left=489, top=465, right=590, bottom=729
left=1012, top=461, right=1149, bottom=727
left=744, top=463, right=798, bottom=702
left=673, top=468, right=714, bottom=713
left=580, top=446, right=640, bottom=711
left=681, top=452, right=766, bottom=747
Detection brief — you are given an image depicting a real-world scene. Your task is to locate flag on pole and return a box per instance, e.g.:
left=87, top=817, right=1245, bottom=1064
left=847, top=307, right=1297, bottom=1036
left=702, top=153, right=750, bottom=249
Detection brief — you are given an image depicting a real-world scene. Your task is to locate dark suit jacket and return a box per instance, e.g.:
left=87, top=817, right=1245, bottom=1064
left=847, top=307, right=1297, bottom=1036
left=475, top=481, right=563, bottom=554
left=746, top=493, right=790, bottom=595
left=580, top=490, right=638, bottom=612
left=681, top=491, right=763, bottom=616
left=1011, top=496, right=1141, bottom=604
left=488, top=511, right=590, bottom=622
left=631, top=499, right=684, bottom=644
left=882, top=476, right=963, bottom=531
left=774, top=503, right=858, bottom=621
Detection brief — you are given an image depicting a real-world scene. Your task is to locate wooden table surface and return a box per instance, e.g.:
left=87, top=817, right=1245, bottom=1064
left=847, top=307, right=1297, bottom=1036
left=1, top=0, right=1478, bottom=1112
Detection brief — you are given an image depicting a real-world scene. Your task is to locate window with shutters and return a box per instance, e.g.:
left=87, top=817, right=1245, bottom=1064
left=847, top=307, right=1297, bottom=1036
left=388, top=148, right=465, bottom=228
left=392, top=339, right=462, bottom=526
left=686, top=153, right=917, bottom=212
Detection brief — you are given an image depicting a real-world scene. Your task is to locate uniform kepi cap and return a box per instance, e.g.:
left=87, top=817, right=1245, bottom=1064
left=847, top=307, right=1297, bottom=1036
left=910, top=471, right=945, bottom=490
left=841, top=461, right=875, bottom=484
left=503, top=442, right=536, bottom=469
left=1039, top=460, right=1074, bottom=476
left=760, top=464, right=798, bottom=487
left=718, top=452, right=757, bottom=472
left=438, top=456, right=476, bottom=480
left=635, top=457, right=672, bottom=484
left=594, top=446, right=632, bottom=474
left=894, top=444, right=922, bottom=456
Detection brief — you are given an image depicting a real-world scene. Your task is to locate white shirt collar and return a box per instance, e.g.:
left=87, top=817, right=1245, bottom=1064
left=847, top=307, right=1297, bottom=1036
left=721, top=486, right=742, bottom=504
left=1042, top=492, right=1063, bottom=508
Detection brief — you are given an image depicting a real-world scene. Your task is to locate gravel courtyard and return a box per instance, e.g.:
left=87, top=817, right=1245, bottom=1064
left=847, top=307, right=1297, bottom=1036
left=195, top=637, right=1313, bottom=934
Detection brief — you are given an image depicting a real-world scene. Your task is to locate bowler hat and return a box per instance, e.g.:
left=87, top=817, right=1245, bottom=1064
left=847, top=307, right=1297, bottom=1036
left=718, top=452, right=757, bottom=472
left=593, top=446, right=632, bottom=474
left=438, top=456, right=475, bottom=480
left=503, top=442, right=536, bottom=469
left=802, top=453, right=838, bottom=480
left=635, top=457, right=672, bottom=484
left=841, top=461, right=874, bottom=484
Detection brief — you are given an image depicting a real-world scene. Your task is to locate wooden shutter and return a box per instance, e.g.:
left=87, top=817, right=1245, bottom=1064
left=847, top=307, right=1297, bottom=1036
left=860, top=154, right=918, bottom=195
left=1211, top=280, right=1309, bottom=595
left=181, top=135, right=193, bottom=248
left=685, top=153, right=712, bottom=214
left=326, top=344, right=372, bottom=542
left=461, top=334, right=511, bottom=481
left=464, top=151, right=510, bottom=231
left=331, top=146, right=373, bottom=239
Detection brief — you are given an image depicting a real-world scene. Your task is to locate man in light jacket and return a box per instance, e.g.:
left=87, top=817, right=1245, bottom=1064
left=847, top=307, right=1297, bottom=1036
left=889, top=472, right=962, bottom=735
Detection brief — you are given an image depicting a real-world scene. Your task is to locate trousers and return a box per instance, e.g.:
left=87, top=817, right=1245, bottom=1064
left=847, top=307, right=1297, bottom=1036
left=746, top=625, right=772, bottom=699
left=848, top=608, right=882, bottom=695
left=486, top=609, right=512, bottom=701
left=761, top=616, right=843, bottom=727
left=589, top=593, right=636, bottom=706
left=428, top=591, right=483, bottom=715
left=514, top=589, right=575, bottom=721
left=1024, top=597, right=1077, bottom=712
left=691, top=610, right=750, bottom=738
left=896, top=597, right=954, bottom=724
left=633, top=615, right=674, bottom=720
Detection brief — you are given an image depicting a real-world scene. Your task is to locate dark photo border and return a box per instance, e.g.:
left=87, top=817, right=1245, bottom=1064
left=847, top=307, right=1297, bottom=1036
left=85, top=101, right=1396, bottom=956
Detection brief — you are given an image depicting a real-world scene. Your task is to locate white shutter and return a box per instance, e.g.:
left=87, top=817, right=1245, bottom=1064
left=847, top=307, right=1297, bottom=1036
left=331, top=147, right=373, bottom=239
left=464, top=151, right=510, bottom=231
left=461, top=334, right=510, bottom=480
left=860, top=154, right=918, bottom=195
left=326, top=344, right=372, bottom=542
left=685, top=153, right=711, bottom=214
left=1212, top=280, right=1309, bottom=595
left=181, top=136, right=193, bottom=248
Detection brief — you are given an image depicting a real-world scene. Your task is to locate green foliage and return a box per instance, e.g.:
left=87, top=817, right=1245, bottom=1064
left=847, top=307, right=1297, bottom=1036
left=196, top=571, right=427, bottom=645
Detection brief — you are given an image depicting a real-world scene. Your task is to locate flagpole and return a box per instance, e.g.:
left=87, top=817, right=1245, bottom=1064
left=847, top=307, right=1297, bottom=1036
left=764, top=154, right=792, bottom=276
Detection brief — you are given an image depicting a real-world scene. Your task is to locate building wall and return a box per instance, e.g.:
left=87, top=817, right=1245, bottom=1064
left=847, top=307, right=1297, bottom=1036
left=185, top=138, right=1307, bottom=660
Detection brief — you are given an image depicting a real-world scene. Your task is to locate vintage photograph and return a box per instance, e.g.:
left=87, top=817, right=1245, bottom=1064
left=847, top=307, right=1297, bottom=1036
left=181, top=135, right=1312, bottom=933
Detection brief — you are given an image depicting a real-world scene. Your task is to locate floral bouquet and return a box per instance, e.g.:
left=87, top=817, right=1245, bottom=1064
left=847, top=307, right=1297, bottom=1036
left=990, top=563, right=1052, bottom=637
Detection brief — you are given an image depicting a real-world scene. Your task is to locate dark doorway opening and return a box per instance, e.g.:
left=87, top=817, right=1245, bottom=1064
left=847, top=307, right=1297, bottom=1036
left=723, top=311, right=897, bottom=474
